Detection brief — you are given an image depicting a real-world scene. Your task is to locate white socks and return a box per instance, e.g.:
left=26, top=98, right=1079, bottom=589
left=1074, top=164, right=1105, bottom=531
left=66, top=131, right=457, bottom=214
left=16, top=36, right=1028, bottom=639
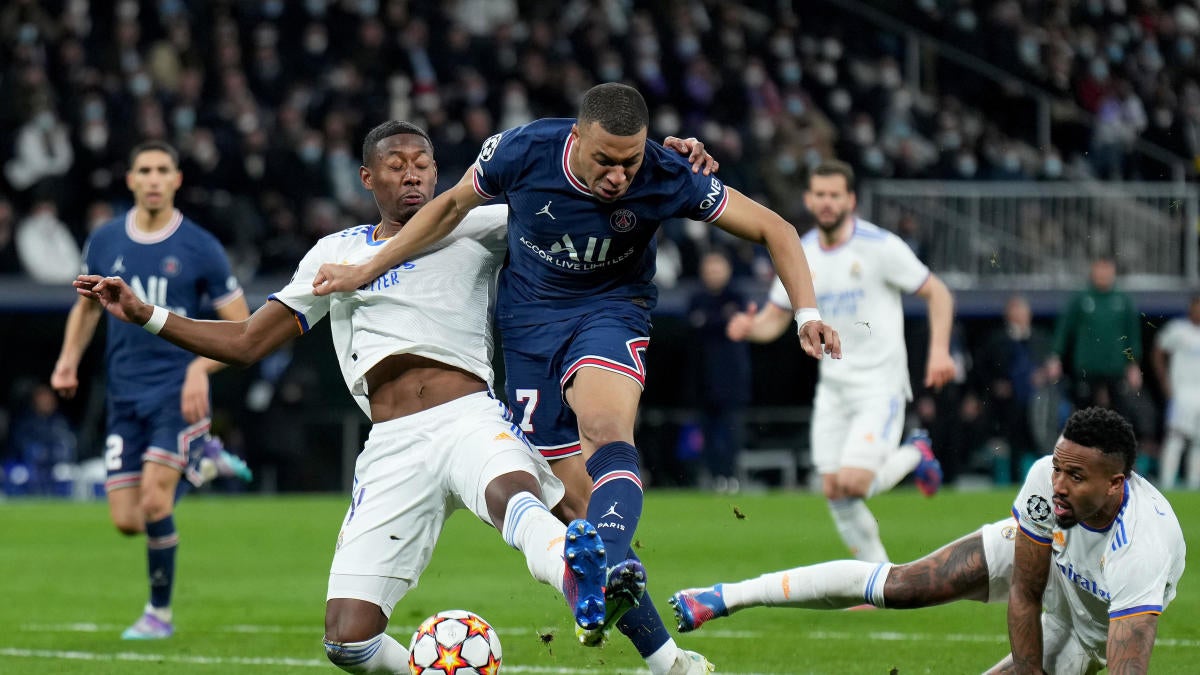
left=829, top=498, right=889, bottom=562
left=323, top=633, right=409, bottom=673
left=502, top=491, right=566, bottom=594
left=645, top=638, right=682, bottom=675
left=721, top=561, right=893, bottom=611
left=868, top=444, right=921, bottom=497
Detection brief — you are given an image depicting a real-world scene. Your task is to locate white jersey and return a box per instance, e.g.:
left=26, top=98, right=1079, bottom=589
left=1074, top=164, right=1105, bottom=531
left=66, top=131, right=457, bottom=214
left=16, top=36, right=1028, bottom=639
left=1156, top=318, right=1200, bottom=405
left=1013, top=456, right=1185, bottom=651
left=271, top=205, right=508, bottom=417
left=768, top=218, right=929, bottom=395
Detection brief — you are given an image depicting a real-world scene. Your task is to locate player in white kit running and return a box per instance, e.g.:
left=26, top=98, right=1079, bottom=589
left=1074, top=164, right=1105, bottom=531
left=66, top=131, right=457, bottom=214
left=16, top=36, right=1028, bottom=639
left=671, top=407, right=1185, bottom=674
left=1152, top=294, right=1200, bottom=489
left=726, top=160, right=955, bottom=563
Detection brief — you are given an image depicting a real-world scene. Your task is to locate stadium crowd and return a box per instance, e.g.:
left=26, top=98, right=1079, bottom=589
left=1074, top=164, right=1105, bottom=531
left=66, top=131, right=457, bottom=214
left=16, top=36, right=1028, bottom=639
left=2, top=0, right=1196, bottom=284
left=1, top=0, right=1195, bottom=493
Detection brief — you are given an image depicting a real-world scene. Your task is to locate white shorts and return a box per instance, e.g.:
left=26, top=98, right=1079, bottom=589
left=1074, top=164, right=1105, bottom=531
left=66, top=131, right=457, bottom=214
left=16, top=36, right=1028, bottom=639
left=980, top=519, right=1105, bottom=675
left=1166, top=397, right=1200, bottom=439
left=326, top=391, right=564, bottom=617
left=810, top=382, right=906, bottom=475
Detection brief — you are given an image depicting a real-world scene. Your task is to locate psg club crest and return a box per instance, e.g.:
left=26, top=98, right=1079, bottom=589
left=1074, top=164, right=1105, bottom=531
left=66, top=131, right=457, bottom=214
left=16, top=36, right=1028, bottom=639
left=610, top=209, right=637, bottom=233
left=1026, top=495, right=1051, bottom=523
left=161, top=256, right=181, bottom=277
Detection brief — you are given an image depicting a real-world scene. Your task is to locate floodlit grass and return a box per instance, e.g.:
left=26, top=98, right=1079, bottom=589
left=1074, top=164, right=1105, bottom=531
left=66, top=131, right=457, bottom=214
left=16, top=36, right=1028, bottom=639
left=2, top=488, right=1197, bottom=673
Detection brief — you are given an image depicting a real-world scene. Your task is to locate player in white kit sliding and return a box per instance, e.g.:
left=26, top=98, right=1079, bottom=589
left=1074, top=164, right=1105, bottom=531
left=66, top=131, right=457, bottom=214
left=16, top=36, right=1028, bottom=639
left=726, top=159, right=955, bottom=563
left=1152, top=294, right=1200, bottom=489
left=671, top=407, right=1185, bottom=674
left=73, top=122, right=633, bottom=673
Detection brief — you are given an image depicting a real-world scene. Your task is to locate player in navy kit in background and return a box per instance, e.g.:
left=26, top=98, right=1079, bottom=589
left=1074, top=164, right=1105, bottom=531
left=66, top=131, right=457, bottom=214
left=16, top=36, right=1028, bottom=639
left=313, top=84, right=840, bottom=675
left=51, top=141, right=251, bottom=639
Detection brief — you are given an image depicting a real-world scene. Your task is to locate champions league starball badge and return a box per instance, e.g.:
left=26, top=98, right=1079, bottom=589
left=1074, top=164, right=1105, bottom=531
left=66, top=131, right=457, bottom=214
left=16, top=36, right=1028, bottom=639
left=1026, top=495, right=1051, bottom=523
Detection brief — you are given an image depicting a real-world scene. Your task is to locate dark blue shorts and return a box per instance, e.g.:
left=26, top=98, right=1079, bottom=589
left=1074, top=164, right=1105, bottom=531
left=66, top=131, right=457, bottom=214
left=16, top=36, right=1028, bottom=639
left=502, top=304, right=651, bottom=460
left=103, top=397, right=209, bottom=492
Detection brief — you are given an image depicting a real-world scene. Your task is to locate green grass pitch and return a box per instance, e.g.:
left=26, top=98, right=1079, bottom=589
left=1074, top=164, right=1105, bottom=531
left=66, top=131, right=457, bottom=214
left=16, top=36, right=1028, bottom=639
left=2, top=487, right=1198, bottom=674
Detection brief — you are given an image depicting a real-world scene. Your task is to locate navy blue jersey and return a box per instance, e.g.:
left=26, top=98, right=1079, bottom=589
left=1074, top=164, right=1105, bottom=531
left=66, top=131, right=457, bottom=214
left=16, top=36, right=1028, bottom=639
left=471, top=119, right=729, bottom=326
left=82, top=209, right=243, bottom=403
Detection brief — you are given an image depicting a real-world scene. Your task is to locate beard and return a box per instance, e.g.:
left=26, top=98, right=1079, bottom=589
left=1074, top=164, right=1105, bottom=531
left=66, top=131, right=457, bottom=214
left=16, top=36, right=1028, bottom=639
left=815, top=209, right=850, bottom=233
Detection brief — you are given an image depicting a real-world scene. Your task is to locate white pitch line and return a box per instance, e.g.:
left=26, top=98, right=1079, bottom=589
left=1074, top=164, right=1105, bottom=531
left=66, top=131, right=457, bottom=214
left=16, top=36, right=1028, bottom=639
left=22, top=622, right=1200, bottom=648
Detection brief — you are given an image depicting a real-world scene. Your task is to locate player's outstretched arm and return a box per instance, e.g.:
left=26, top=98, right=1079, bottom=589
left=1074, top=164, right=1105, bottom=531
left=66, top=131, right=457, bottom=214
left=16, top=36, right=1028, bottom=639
left=1106, top=614, right=1158, bottom=674
left=914, top=273, right=956, bottom=390
left=1006, top=532, right=1051, bottom=674
left=74, top=274, right=300, bottom=367
left=710, top=188, right=841, bottom=360
left=312, top=169, right=486, bottom=296
left=51, top=295, right=104, bottom=399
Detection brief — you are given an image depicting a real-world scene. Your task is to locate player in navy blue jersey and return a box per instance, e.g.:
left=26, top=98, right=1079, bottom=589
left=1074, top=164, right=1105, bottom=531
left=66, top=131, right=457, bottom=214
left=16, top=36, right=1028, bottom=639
left=312, top=83, right=841, bottom=675
left=51, top=141, right=251, bottom=640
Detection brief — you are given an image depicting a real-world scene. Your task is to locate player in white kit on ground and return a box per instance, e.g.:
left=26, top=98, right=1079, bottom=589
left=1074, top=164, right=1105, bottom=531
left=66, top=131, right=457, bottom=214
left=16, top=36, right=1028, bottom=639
left=1152, top=294, right=1200, bottom=489
left=726, top=159, right=955, bottom=563
left=671, top=407, right=1185, bottom=674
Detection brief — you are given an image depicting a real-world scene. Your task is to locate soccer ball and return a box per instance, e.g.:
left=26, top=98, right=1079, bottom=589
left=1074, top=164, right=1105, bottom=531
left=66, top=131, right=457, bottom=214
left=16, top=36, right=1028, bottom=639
left=408, top=609, right=502, bottom=675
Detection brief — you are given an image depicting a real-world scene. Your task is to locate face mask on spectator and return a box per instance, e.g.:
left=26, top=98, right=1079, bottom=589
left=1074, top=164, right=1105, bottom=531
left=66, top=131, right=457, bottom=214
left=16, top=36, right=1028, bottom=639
left=815, top=62, right=837, bottom=86
left=829, top=88, right=852, bottom=114
left=1090, top=59, right=1109, bottom=80
left=129, top=74, right=151, bottom=97
left=1043, top=156, right=1063, bottom=178
left=786, top=96, right=806, bottom=117
left=1106, top=44, right=1125, bottom=64
left=599, top=60, right=622, bottom=82
left=1019, top=37, right=1040, bottom=66
left=35, top=111, right=56, bottom=130
left=780, top=61, right=801, bottom=84
left=1178, top=38, right=1196, bottom=60
left=852, top=122, right=875, bottom=146
left=751, top=116, right=774, bottom=141
left=863, top=146, right=886, bottom=171
left=84, top=99, right=105, bottom=122
left=955, top=9, right=977, bottom=32
left=1154, top=108, right=1174, bottom=128
left=83, top=122, right=109, bottom=150
left=775, top=153, right=798, bottom=175
left=1002, top=151, right=1021, bottom=172
left=173, top=107, right=195, bottom=132
left=676, top=34, right=699, bottom=60
left=300, top=143, right=322, bottom=163
left=822, top=38, right=843, bottom=60
left=305, top=30, right=328, bottom=55
left=880, top=65, right=901, bottom=89
left=305, top=0, right=327, bottom=16
left=262, top=0, right=284, bottom=17
left=956, top=154, right=977, bottom=177
left=770, top=35, right=794, bottom=59
left=938, top=130, right=962, bottom=151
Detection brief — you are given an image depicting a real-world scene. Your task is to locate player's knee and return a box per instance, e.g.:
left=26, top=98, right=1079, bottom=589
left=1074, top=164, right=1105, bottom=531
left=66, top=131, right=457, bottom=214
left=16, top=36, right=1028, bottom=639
left=575, top=417, right=628, bottom=447
left=840, top=482, right=870, bottom=499
left=139, top=491, right=173, bottom=522
left=552, top=491, right=589, bottom=523
left=112, top=517, right=142, bottom=536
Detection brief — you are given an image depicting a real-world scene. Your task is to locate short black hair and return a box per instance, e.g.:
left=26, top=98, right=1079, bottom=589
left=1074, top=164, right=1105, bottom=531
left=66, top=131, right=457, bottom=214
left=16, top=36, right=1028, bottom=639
left=129, top=140, right=179, bottom=168
left=1061, top=407, right=1137, bottom=476
left=809, top=159, right=856, bottom=192
left=578, top=83, right=649, bottom=137
left=361, top=121, right=434, bottom=166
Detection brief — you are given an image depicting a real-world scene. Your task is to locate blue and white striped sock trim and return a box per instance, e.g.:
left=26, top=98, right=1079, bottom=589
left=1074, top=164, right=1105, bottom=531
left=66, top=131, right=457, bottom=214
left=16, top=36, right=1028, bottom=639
left=502, top=491, right=549, bottom=549
left=864, top=562, right=893, bottom=608
left=324, top=634, right=382, bottom=667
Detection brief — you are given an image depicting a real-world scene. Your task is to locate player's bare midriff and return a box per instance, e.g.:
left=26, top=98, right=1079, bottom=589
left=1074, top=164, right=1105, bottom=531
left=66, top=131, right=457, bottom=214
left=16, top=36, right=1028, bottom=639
left=364, top=353, right=488, bottom=423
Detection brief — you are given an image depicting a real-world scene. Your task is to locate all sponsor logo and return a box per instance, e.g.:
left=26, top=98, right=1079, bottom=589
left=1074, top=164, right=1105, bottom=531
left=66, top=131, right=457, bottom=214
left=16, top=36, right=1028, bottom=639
left=1026, top=495, right=1051, bottom=523
left=478, top=133, right=502, bottom=162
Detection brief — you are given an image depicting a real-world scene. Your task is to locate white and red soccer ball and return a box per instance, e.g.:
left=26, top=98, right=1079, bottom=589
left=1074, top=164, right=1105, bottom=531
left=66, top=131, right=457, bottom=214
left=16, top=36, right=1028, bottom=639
left=408, top=609, right=502, bottom=675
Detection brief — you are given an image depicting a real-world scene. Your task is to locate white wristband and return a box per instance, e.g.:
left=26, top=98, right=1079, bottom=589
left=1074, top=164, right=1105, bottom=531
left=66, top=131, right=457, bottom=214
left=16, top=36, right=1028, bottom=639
left=794, top=307, right=821, bottom=333
left=142, top=305, right=170, bottom=335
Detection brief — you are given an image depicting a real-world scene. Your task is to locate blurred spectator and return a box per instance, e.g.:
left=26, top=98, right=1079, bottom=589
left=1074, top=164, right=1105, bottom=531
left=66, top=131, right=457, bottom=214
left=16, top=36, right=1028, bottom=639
left=1046, top=257, right=1143, bottom=416
left=14, top=200, right=82, bottom=283
left=9, top=383, right=77, bottom=496
left=4, top=100, right=74, bottom=205
left=973, top=295, right=1053, bottom=483
left=686, top=251, right=751, bottom=492
left=1152, top=295, right=1200, bottom=489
